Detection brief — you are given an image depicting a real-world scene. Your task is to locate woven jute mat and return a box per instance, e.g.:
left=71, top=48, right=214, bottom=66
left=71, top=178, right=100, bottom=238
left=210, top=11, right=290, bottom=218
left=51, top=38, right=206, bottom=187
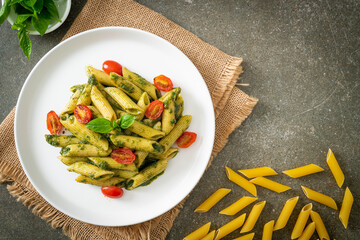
left=0, top=0, right=258, bottom=239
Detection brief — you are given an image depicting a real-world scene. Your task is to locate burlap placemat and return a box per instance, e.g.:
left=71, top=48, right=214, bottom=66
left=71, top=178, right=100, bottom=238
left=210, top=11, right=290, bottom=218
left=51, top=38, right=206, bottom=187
left=0, top=0, right=258, bottom=239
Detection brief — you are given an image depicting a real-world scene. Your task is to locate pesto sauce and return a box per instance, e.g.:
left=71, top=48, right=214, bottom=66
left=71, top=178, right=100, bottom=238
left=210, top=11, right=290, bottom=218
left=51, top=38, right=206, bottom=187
left=45, top=135, right=59, bottom=146
left=88, top=74, right=98, bottom=85
left=152, top=143, right=163, bottom=153
left=140, top=171, right=164, bottom=187
left=170, top=119, right=176, bottom=125
left=60, top=147, right=70, bottom=155
left=120, top=83, right=134, bottom=93
left=98, top=161, right=110, bottom=170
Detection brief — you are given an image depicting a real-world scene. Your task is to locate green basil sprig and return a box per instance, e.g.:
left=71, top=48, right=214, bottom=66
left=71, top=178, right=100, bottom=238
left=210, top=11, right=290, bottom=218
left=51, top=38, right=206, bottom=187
left=0, top=0, right=60, bottom=59
left=86, top=114, right=135, bottom=133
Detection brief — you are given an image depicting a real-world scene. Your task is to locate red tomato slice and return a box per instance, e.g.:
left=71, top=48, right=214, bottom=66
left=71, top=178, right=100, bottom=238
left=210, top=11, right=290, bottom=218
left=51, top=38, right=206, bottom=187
left=111, top=148, right=136, bottom=164
left=74, top=105, right=92, bottom=124
left=176, top=132, right=197, bottom=148
left=145, top=100, right=164, bottom=120
left=102, top=60, right=123, bottom=76
left=154, top=75, right=173, bottom=92
left=46, top=111, right=62, bottom=134
left=101, top=186, right=123, bottom=198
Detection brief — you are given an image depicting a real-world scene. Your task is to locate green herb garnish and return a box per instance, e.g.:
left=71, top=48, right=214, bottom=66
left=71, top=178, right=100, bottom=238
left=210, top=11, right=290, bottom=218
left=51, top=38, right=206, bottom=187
left=86, top=114, right=135, bottom=133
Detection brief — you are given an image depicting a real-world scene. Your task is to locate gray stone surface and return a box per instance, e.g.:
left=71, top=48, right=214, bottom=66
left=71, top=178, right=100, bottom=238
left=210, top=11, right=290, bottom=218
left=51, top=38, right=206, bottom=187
left=0, top=0, right=359, bottom=239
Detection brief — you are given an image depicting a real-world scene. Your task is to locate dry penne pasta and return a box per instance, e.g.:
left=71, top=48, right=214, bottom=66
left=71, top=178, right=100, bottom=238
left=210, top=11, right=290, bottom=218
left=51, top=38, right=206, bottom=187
left=274, top=196, right=299, bottom=231
left=282, top=164, right=324, bottom=178
left=298, top=222, right=316, bottom=240
left=301, top=186, right=337, bottom=210
left=200, top=230, right=215, bottom=240
left=194, top=188, right=231, bottom=213
left=238, top=167, right=277, bottom=178
left=240, top=201, right=266, bottom=233
left=184, top=222, right=211, bottom=240
left=339, top=187, right=354, bottom=229
left=215, top=213, right=247, bottom=240
left=225, top=167, right=257, bottom=197
left=291, top=203, right=312, bottom=239
left=262, top=220, right=274, bottom=240
left=326, top=148, right=345, bottom=188
left=232, top=233, right=255, bottom=240
left=219, top=196, right=257, bottom=216
left=250, top=177, right=291, bottom=193
left=310, top=211, right=330, bottom=240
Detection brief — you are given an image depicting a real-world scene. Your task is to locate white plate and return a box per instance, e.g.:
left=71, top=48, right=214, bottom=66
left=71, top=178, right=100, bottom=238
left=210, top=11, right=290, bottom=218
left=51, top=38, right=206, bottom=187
left=15, top=27, right=215, bottom=226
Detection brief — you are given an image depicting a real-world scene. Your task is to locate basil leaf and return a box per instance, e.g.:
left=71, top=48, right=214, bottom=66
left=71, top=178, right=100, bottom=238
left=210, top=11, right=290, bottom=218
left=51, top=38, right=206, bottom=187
left=23, top=0, right=36, bottom=7
left=112, top=120, right=119, bottom=128
left=33, top=0, right=43, bottom=13
left=10, top=0, right=23, bottom=5
left=43, top=0, right=59, bottom=20
left=18, top=28, right=31, bottom=59
left=0, top=0, right=11, bottom=25
left=20, top=2, right=34, bottom=11
left=120, top=114, right=135, bottom=129
left=31, top=12, right=49, bottom=36
left=86, top=118, right=114, bottom=133
left=16, top=13, right=32, bottom=23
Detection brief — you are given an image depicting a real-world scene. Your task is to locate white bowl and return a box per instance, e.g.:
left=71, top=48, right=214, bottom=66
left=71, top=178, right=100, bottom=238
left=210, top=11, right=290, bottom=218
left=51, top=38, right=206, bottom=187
left=2, top=0, right=71, bottom=35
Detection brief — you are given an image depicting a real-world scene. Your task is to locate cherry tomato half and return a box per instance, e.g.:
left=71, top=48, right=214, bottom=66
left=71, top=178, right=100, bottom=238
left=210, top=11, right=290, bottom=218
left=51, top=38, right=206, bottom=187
left=145, top=100, right=164, bottom=120
left=46, top=111, right=62, bottom=134
left=101, top=186, right=123, bottom=198
left=111, top=148, right=136, bottom=164
left=74, top=105, right=92, bottom=124
left=154, top=75, right=173, bottom=92
left=176, top=132, right=197, bottom=148
left=102, top=60, right=123, bottom=76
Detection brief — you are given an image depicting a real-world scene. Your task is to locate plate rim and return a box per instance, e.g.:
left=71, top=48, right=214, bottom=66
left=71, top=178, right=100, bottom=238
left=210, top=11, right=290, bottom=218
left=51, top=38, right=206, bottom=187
left=14, top=26, right=215, bottom=226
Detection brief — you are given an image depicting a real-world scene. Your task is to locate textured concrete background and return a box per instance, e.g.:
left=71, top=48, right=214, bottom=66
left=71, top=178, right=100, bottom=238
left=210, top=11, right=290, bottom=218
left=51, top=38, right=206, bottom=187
left=0, top=0, right=359, bottom=239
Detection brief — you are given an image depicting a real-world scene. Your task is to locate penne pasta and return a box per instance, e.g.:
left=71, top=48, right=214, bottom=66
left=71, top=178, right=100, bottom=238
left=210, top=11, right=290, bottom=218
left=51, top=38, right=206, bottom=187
left=112, top=169, right=138, bottom=179
left=282, top=164, right=324, bottom=178
left=238, top=167, right=277, bottom=178
left=87, top=105, right=103, bottom=119
left=87, top=66, right=116, bottom=87
left=67, top=162, right=114, bottom=180
left=57, top=156, right=88, bottom=166
left=232, top=233, right=255, bottom=240
left=91, top=85, right=117, bottom=121
left=298, top=222, right=316, bottom=240
left=110, top=135, right=164, bottom=153
left=60, top=144, right=111, bottom=157
left=262, top=220, right=274, bottom=240
left=274, top=196, right=299, bottom=231
left=76, top=175, right=125, bottom=187
left=215, top=213, right=247, bottom=240
left=127, top=120, right=165, bottom=140
left=61, top=89, right=82, bottom=114
left=104, top=87, right=144, bottom=116
left=77, top=83, right=93, bottom=106
left=250, top=177, right=291, bottom=193
left=110, top=72, right=144, bottom=101
left=149, top=148, right=179, bottom=160
left=225, top=167, right=257, bottom=197
left=219, top=196, right=257, bottom=216
left=175, top=93, right=184, bottom=120
left=301, top=186, right=337, bottom=210
left=200, top=230, right=215, bottom=240
left=339, top=187, right=354, bottom=229
left=194, top=188, right=231, bottom=213
left=240, top=201, right=266, bottom=233
left=134, top=150, right=149, bottom=168
left=183, top=222, right=211, bottom=240
left=162, top=99, right=176, bottom=134
left=310, top=211, right=330, bottom=240
left=88, top=157, right=137, bottom=171
left=291, top=203, right=312, bottom=239
left=326, top=148, right=345, bottom=188
left=45, top=134, right=82, bottom=147
left=136, top=92, right=150, bottom=120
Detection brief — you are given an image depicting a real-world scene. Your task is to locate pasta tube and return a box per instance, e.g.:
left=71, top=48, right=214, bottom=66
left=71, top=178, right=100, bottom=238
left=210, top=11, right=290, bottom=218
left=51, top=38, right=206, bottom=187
left=215, top=213, right=246, bottom=240
left=158, top=115, right=192, bottom=154
left=262, top=220, right=274, bottom=240
left=298, top=222, right=315, bottom=240
left=110, top=135, right=164, bottom=153
left=88, top=157, right=137, bottom=171
left=282, top=164, right=324, bottom=178
left=87, top=66, right=116, bottom=87
left=232, top=233, right=255, bottom=240
left=153, top=121, right=162, bottom=131
left=45, top=135, right=82, bottom=147
left=274, top=196, right=299, bottom=230
left=110, top=72, right=144, bottom=101
left=112, top=169, right=138, bottom=179
left=240, top=201, right=266, bottom=233
left=225, top=167, right=257, bottom=197
left=76, top=175, right=125, bottom=187
left=134, top=150, right=148, bottom=168
left=104, top=87, right=144, bottom=116
left=70, top=84, right=84, bottom=93
left=339, top=187, right=354, bottom=229
left=161, top=99, right=176, bottom=134
left=91, top=85, right=116, bottom=121
left=57, top=156, right=88, bottom=166
left=301, top=186, right=338, bottom=210
left=326, top=148, right=345, bottom=188
left=250, top=177, right=291, bottom=193
left=60, top=115, right=109, bottom=151
left=291, top=203, right=312, bottom=239
left=238, top=167, right=277, bottom=178
left=137, top=92, right=150, bottom=110
left=310, top=211, right=330, bottom=240
left=194, top=188, right=231, bottom=213
left=87, top=106, right=103, bottom=119
left=77, top=83, right=92, bottom=105
left=184, top=222, right=211, bottom=240
left=219, top=196, right=257, bottom=216
left=61, top=89, right=81, bottom=114
left=127, top=120, right=165, bottom=140
left=60, top=144, right=111, bottom=157
left=200, top=230, right=215, bottom=240
left=95, top=82, right=123, bottom=110
left=68, top=162, right=114, bottom=180
left=122, top=66, right=160, bottom=100
left=125, top=159, right=168, bottom=190
left=148, top=148, right=179, bottom=160
left=175, top=93, right=184, bottom=120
